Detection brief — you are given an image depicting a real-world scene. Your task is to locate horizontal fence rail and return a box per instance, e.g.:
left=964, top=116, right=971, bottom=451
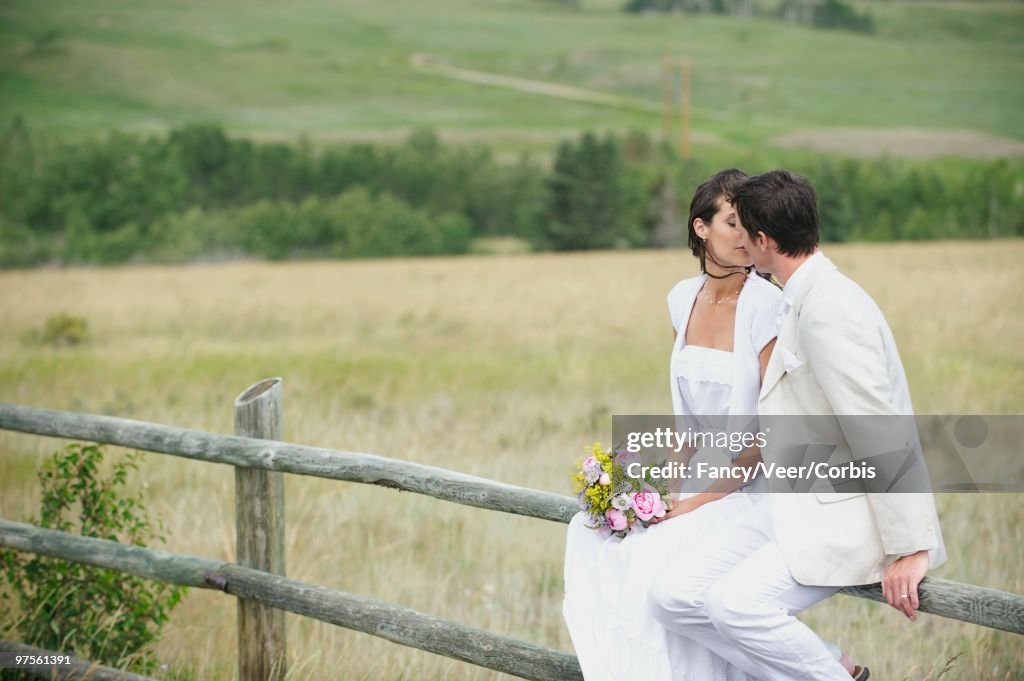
left=0, top=519, right=584, bottom=681
left=838, top=582, right=1024, bottom=635
left=0, top=640, right=158, bottom=681
left=0, top=403, right=576, bottom=524
left=1, top=397, right=1022, bottom=678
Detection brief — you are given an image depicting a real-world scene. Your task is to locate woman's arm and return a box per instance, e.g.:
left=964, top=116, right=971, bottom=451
left=652, top=448, right=762, bottom=521
left=665, top=440, right=698, bottom=495
left=759, top=337, right=776, bottom=384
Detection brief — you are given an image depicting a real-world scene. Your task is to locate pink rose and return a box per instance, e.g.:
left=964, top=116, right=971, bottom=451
left=606, top=508, right=628, bottom=532
left=630, top=489, right=667, bottom=522
left=598, top=472, right=611, bottom=486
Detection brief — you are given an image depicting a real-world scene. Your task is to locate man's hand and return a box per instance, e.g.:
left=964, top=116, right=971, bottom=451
left=881, top=550, right=930, bottom=621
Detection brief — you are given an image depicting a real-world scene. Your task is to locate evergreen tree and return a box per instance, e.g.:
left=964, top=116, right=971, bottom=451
left=540, top=132, right=626, bottom=251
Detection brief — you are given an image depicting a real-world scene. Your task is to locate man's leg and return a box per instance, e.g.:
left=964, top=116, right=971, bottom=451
left=705, top=540, right=849, bottom=681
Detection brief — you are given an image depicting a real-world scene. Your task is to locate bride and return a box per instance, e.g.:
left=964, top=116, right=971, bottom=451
left=562, top=169, right=861, bottom=680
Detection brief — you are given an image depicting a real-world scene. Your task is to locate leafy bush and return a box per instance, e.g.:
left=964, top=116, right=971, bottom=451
left=232, top=187, right=472, bottom=260
left=627, top=0, right=872, bottom=31
left=0, top=219, right=53, bottom=268
left=146, top=207, right=244, bottom=263
left=811, top=0, right=874, bottom=34
left=23, top=313, right=89, bottom=347
left=625, top=0, right=755, bottom=18
left=624, top=0, right=685, bottom=13
left=777, top=0, right=874, bottom=34
left=0, top=444, right=185, bottom=674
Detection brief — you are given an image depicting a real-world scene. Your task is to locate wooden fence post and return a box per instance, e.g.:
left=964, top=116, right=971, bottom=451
left=234, top=378, right=287, bottom=681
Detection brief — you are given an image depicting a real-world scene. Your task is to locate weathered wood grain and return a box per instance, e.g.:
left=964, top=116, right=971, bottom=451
left=838, top=581, right=1024, bottom=635
left=217, top=564, right=584, bottom=681
left=234, top=378, right=287, bottom=681
left=0, top=519, right=217, bottom=587
left=2, top=403, right=1023, bottom=639
left=0, top=403, right=577, bottom=523
left=0, top=519, right=584, bottom=681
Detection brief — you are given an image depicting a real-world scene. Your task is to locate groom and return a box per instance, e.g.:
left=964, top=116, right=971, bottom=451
left=648, top=170, right=946, bottom=680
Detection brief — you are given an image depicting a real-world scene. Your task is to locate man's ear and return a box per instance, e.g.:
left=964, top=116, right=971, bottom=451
left=756, top=231, right=770, bottom=252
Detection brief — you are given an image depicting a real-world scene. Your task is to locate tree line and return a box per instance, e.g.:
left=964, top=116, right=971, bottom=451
left=0, top=120, right=1020, bottom=267
left=625, top=0, right=875, bottom=34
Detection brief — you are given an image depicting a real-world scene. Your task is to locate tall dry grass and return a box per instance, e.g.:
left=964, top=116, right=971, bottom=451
left=1, top=241, right=1022, bottom=679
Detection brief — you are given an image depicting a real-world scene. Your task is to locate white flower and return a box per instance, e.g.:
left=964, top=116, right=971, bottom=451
left=611, top=493, right=633, bottom=511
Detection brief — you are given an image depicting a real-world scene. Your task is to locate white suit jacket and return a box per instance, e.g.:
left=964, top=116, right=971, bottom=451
left=759, top=253, right=947, bottom=586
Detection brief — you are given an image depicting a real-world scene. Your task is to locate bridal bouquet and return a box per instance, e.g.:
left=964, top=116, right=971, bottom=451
left=573, top=443, right=671, bottom=538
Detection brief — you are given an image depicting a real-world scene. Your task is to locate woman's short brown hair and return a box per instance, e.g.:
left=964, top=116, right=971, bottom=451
left=687, top=168, right=749, bottom=272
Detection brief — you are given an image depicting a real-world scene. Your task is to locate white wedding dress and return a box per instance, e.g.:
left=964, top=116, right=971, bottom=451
left=563, top=344, right=766, bottom=681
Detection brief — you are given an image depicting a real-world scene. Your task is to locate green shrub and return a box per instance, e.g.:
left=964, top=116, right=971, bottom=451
left=0, top=219, right=53, bottom=268
left=812, top=0, right=874, bottom=34
left=231, top=187, right=472, bottom=260
left=335, top=187, right=472, bottom=258
left=0, top=443, right=185, bottom=674
left=23, top=313, right=89, bottom=347
left=147, top=207, right=244, bottom=263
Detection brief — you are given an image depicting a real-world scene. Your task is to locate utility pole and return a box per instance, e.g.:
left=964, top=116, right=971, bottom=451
left=662, top=55, right=673, bottom=143
left=679, top=57, right=692, bottom=161
left=661, top=55, right=693, bottom=160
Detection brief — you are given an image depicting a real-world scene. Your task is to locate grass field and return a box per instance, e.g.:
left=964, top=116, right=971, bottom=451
left=1, top=0, right=1022, bottom=156
left=1, top=242, right=1022, bottom=679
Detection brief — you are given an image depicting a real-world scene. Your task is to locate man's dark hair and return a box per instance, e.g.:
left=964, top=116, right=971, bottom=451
left=687, top=168, right=748, bottom=273
left=732, top=170, right=819, bottom=256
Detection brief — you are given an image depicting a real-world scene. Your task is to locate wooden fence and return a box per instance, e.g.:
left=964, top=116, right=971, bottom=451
left=0, top=379, right=1022, bottom=681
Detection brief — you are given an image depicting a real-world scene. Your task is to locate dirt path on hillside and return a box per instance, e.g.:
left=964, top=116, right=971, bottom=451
left=409, top=53, right=663, bottom=115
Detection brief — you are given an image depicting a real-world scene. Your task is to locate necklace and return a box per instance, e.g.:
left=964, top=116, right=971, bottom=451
left=701, top=278, right=745, bottom=306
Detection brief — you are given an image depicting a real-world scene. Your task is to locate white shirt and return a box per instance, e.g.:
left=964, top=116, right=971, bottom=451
left=777, top=250, right=825, bottom=328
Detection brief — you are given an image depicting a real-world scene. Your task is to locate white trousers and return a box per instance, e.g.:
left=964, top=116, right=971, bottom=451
left=648, top=495, right=851, bottom=681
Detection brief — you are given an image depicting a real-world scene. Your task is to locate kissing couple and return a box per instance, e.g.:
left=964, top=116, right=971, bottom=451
left=563, top=169, right=946, bottom=680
